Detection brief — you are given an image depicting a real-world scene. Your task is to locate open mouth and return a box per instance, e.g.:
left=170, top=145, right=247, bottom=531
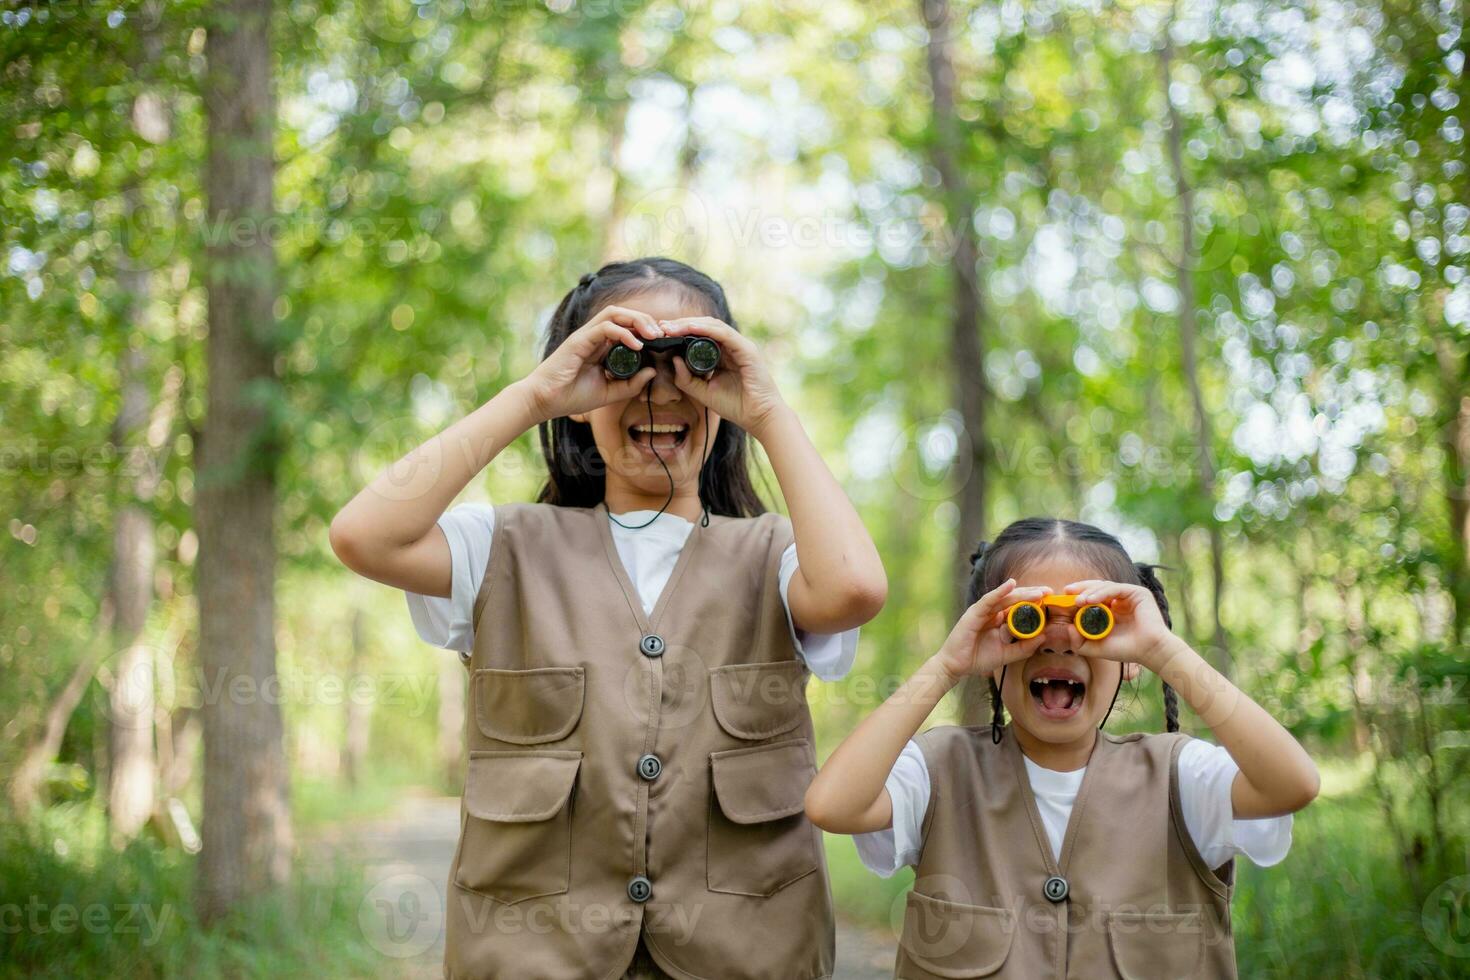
left=628, top=422, right=690, bottom=453
left=1028, top=671, right=1086, bottom=720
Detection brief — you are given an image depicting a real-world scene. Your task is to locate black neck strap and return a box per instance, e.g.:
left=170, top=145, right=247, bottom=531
left=607, top=380, right=712, bottom=531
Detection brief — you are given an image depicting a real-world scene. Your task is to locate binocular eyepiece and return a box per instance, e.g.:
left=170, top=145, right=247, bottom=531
left=604, top=336, right=721, bottom=380
left=1005, top=594, right=1114, bottom=641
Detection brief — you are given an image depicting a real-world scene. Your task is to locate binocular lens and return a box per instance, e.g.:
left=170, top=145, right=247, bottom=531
left=1005, top=598, right=1114, bottom=641
left=1009, top=604, right=1043, bottom=637
left=1078, top=604, right=1112, bottom=638
left=603, top=337, right=722, bottom=380
left=684, top=337, right=720, bottom=374
left=605, top=345, right=643, bottom=380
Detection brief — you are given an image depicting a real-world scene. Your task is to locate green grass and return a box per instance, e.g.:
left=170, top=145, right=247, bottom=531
left=0, top=801, right=391, bottom=980
left=823, top=757, right=1470, bottom=979
left=1230, top=777, right=1467, bottom=979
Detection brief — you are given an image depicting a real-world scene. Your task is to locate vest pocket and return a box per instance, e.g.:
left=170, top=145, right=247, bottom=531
left=454, top=750, right=581, bottom=904
left=709, top=661, right=808, bottom=741
left=896, top=890, right=1014, bottom=979
left=472, top=666, right=585, bottom=745
left=1105, top=910, right=1204, bottom=979
left=706, top=738, right=819, bottom=897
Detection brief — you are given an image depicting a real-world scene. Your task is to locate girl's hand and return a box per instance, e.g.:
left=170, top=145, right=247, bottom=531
left=934, top=579, right=1053, bottom=682
left=659, top=317, right=787, bottom=438
left=520, top=306, right=662, bottom=422
left=1062, top=580, right=1173, bottom=669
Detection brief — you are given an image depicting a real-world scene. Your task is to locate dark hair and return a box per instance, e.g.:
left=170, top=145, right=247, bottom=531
left=535, top=256, right=766, bottom=518
left=967, top=517, right=1179, bottom=740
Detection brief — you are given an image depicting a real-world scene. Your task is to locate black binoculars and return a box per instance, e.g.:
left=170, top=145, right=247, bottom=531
left=604, top=336, right=721, bottom=380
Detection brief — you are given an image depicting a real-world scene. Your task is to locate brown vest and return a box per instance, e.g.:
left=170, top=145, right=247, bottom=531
left=444, top=502, right=836, bottom=980
left=895, top=725, right=1238, bottom=980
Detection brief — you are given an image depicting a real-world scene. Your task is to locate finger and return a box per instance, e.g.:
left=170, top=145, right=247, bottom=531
left=987, top=584, right=1053, bottom=613
left=1068, top=582, right=1145, bottom=605
left=660, top=316, right=729, bottom=336
left=598, top=321, right=644, bottom=352
left=569, top=320, right=641, bottom=362
left=971, top=581, right=1049, bottom=621
left=580, top=327, right=641, bottom=368
left=661, top=316, right=745, bottom=350
left=969, top=578, right=1015, bottom=617
left=1063, top=579, right=1135, bottom=600
left=595, top=305, right=663, bottom=339
left=604, top=365, right=657, bottom=400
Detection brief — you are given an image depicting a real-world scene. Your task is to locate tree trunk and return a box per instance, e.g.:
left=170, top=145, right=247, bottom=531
left=921, top=0, right=990, bottom=724
left=1159, top=21, right=1231, bottom=677
left=1435, top=337, right=1469, bottom=645
left=106, top=323, right=160, bottom=843
left=8, top=606, right=113, bottom=814
left=920, top=0, right=987, bottom=609
left=195, top=0, right=292, bottom=923
left=343, top=606, right=371, bottom=788
left=109, top=0, right=175, bottom=848
left=159, top=706, right=201, bottom=797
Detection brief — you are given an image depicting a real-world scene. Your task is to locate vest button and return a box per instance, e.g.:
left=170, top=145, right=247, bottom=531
left=637, top=754, right=662, bottom=781
left=1043, top=875, right=1069, bottom=903
left=639, top=633, right=665, bottom=658
left=627, top=875, right=652, bottom=903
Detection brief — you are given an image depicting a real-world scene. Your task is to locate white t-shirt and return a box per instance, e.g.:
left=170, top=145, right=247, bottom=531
left=404, top=503, right=860, bottom=681
left=854, top=736, right=1294, bottom=876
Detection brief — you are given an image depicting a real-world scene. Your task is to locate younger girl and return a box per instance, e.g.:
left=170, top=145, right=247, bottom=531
left=805, top=517, right=1318, bottom=979
left=331, top=257, right=885, bottom=980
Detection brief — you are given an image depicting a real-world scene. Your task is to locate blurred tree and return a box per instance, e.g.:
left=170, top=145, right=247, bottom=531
left=1159, top=7, right=1232, bottom=676
left=106, top=3, right=177, bottom=846
left=923, top=0, right=993, bottom=725
left=194, top=0, right=292, bottom=921
left=919, top=0, right=990, bottom=630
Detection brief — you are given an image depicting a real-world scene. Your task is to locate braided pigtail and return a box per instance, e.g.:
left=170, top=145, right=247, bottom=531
left=1135, top=562, right=1180, bottom=733
left=966, top=541, right=1008, bottom=744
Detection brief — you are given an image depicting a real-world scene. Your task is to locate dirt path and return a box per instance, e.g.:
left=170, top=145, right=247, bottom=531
left=312, top=793, right=894, bottom=979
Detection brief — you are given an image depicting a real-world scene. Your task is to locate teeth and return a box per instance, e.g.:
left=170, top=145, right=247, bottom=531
left=1029, top=678, right=1086, bottom=709
left=632, top=423, right=686, bottom=433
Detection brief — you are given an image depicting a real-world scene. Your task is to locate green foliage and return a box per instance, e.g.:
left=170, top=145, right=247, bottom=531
left=0, top=801, right=387, bottom=980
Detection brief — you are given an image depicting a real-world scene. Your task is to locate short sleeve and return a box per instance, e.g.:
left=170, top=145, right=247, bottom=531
left=404, top=503, right=496, bottom=653
left=1177, top=737, right=1294, bottom=869
left=852, top=740, right=930, bottom=878
left=777, top=543, right=861, bottom=681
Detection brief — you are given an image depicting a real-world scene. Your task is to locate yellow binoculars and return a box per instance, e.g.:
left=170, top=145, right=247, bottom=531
left=1005, top=594, right=1115, bottom=641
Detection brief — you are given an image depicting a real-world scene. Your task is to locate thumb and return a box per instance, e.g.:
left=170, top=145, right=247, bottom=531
left=672, top=358, right=710, bottom=399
